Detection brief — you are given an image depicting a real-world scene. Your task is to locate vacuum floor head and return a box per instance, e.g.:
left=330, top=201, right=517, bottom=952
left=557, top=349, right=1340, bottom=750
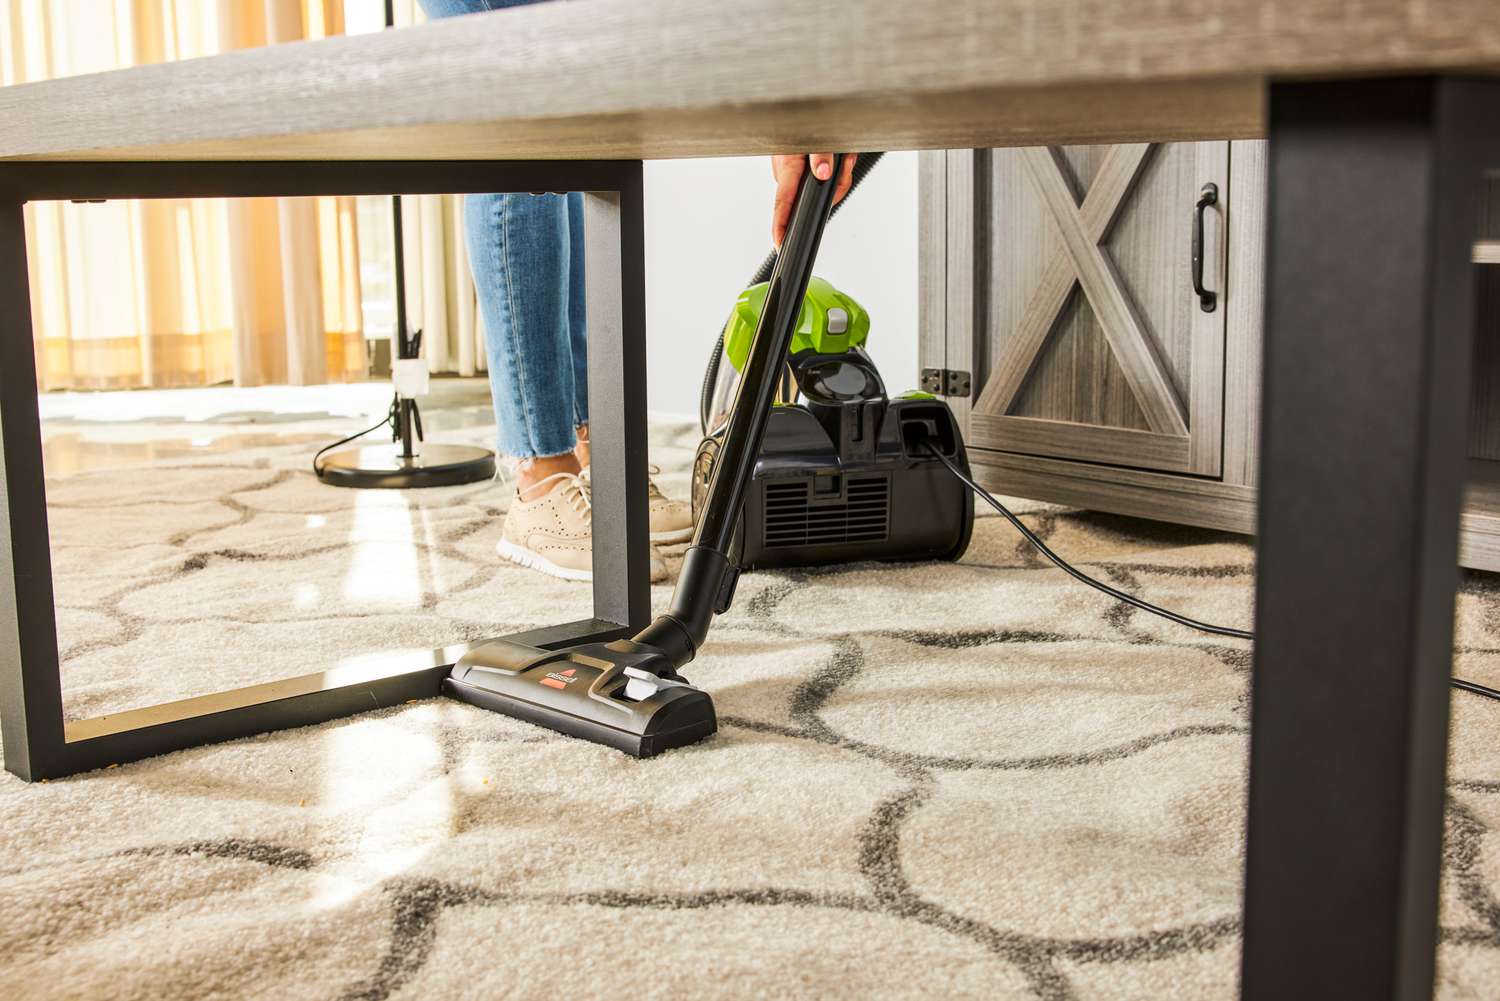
left=445, top=638, right=717, bottom=757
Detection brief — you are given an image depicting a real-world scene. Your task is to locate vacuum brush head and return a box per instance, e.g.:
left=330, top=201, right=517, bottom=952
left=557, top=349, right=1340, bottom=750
left=444, top=638, right=717, bottom=758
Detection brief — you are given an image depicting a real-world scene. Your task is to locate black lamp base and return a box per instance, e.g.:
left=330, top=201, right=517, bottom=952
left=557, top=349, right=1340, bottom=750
left=314, top=442, right=496, bottom=489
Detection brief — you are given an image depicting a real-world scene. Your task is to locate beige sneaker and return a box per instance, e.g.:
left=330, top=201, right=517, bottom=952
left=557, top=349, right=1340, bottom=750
left=499, top=472, right=667, bottom=582
left=646, top=467, right=694, bottom=544
left=579, top=465, right=695, bottom=545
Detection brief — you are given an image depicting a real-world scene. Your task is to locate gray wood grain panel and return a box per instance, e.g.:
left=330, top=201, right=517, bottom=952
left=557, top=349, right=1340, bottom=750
left=917, top=151, right=948, bottom=380
left=996, top=146, right=1143, bottom=432
left=970, top=414, right=1192, bottom=472
left=1019, top=146, right=1189, bottom=436
left=970, top=449, right=1256, bottom=534
left=5, top=0, right=1500, bottom=162
left=975, top=143, right=1152, bottom=421
left=972, top=452, right=1500, bottom=572
left=944, top=149, right=986, bottom=427
left=968, top=141, right=1227, bottom=474
left=1223, top=140, right=1267, bottom=487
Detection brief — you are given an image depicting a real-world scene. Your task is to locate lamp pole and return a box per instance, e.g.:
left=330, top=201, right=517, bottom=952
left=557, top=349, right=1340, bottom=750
left=311, top=0, right=497, bottom=488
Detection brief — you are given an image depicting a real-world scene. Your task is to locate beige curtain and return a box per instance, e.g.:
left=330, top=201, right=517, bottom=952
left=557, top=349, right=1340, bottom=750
left=393, top=0, right=487, bottom=379
left=398, top=189, right=487, bottom=377
left=2, top=0, right=365, bottom=390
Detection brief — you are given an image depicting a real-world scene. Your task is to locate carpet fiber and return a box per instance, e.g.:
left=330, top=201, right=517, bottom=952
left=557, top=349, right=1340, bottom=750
left=3, top=389, right=1499, bottom=1000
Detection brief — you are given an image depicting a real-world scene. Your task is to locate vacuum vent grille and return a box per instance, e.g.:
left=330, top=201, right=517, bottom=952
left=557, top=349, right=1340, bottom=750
left=762, top=475, right=889, bottom=549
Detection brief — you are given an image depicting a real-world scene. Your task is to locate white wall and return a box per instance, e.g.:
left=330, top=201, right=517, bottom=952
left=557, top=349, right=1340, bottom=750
left=642, top=153, right=919, bottom=423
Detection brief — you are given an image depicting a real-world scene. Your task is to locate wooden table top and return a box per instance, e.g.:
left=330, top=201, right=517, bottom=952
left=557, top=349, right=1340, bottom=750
left=2, top=0, right=1498, bottom=162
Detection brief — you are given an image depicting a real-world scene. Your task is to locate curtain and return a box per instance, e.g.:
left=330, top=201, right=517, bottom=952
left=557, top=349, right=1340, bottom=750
left=1, top=0, right=366, bottom=390
left=391, top=0, right=487, bottom=379
left=398, top=189, right=486, bottom=377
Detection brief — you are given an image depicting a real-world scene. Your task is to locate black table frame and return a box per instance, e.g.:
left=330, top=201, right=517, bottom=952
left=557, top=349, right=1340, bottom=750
left=0, top=159, right=652, bottom=781
left=0, top=77, right=1497, bottom=1001
left=1242, top=77, right=1500, bottom=1000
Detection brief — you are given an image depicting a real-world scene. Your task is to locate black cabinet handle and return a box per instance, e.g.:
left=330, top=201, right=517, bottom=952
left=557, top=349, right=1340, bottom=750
left=1192, top=182, right=1218, bottom=313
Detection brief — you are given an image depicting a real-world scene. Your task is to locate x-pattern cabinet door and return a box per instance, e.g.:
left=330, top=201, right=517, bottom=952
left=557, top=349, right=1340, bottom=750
left=971, top=142, right=1229, bottom=475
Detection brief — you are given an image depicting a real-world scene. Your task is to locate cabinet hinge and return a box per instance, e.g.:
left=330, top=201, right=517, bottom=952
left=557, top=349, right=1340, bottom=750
left=920, top=368, right=972, bottom=398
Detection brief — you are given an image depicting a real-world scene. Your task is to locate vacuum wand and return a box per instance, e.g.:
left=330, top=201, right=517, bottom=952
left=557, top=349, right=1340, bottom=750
left=634, top=155, right=847, bottom=668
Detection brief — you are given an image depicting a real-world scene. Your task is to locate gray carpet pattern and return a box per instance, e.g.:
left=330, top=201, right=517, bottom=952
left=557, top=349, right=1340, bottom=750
left=3, top=410, right=1499, bottom=1000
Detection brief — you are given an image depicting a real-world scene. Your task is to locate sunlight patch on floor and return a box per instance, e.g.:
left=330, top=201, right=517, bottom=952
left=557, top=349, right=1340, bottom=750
left=307, top=710, right=453, bottom=911
left=341, top=489, right=422, bottom=608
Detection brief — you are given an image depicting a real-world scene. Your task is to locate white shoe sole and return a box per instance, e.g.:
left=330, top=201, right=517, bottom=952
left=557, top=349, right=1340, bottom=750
left=497, top=538, right=593, bottom=582
left=650, top=526, right=694, bottom=545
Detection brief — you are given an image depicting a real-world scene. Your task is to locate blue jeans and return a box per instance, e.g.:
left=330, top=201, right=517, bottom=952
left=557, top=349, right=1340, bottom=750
left=422, top=0, right=587, bottom=460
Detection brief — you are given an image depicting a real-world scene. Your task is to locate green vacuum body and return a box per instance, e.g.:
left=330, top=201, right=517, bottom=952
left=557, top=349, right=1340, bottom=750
left=694, top=277, right=975, bottom=570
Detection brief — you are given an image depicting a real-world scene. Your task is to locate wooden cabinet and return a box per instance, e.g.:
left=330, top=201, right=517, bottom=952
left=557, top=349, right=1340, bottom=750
left=971, top=141, right=1227, bottom=476
left=920, top=143, right=1500, bottom=570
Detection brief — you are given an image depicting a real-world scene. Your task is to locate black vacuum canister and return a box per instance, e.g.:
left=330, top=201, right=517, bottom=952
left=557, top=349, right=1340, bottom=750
left=696, top=276, right=974, bottom=570
left=695, top=350, right=975, bottom=570
left=694, top=393, right=975, bottom=569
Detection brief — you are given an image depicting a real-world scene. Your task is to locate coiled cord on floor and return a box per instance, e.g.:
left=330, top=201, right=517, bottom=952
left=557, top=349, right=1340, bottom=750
left=312, top=395, right=398, bottom=476
left=917, top=438, right=1500, bottom=705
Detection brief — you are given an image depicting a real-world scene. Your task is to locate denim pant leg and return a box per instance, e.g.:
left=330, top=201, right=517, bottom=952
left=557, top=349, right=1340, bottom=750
left=421, top=0, right=544, bottom=17
left=424, top=0, right=584, bottom=460
left=566, top=192, right=588, bottom=429
left=464, top=192, right=578, bottom=459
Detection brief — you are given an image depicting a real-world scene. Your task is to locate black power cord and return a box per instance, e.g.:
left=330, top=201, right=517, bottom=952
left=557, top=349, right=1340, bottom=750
left=1452, top=677, right=1500, bottom=702
left=312, top=395, right=399, bottom=477
left=918, top=439, right=1500, bottom=705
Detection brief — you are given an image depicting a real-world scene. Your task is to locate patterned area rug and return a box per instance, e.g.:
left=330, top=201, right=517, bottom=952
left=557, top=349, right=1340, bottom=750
left=3, top=388, right=1499, bottom=1000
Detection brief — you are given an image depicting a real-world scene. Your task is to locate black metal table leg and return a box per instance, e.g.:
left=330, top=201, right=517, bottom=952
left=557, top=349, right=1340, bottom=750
left=582, top=171, right=652, bottom=632
left=0, top=199, right=66, bottom=782
left=1242, top=78, right=1500, bottom=1001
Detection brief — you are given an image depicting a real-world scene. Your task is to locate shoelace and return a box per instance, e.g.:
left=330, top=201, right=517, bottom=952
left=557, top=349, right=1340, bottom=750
left=563, top=478, right=591, bottom=522
left=579, top=464, right=668, bottom=501
left=519, top=472, right=592, bottom=525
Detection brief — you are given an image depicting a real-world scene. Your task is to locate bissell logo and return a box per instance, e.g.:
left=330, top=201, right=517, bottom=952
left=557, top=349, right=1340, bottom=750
left=539, top=667, right=579, bottom=690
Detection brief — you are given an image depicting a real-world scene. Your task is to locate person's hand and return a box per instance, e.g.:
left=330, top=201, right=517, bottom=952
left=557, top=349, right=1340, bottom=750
left=770, top=154, right=856, bottom=247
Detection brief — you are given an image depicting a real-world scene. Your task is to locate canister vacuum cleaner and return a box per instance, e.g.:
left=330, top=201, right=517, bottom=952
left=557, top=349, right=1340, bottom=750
left=693, top=275, right=973, bottom=569
left=444, top=153, right=1500, bottom=757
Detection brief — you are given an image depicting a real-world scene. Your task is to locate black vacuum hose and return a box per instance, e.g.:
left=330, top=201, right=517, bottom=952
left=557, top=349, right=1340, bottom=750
left=643, top=157, right=849, bottom=666
left=698, top=152, right=886, bottom=433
